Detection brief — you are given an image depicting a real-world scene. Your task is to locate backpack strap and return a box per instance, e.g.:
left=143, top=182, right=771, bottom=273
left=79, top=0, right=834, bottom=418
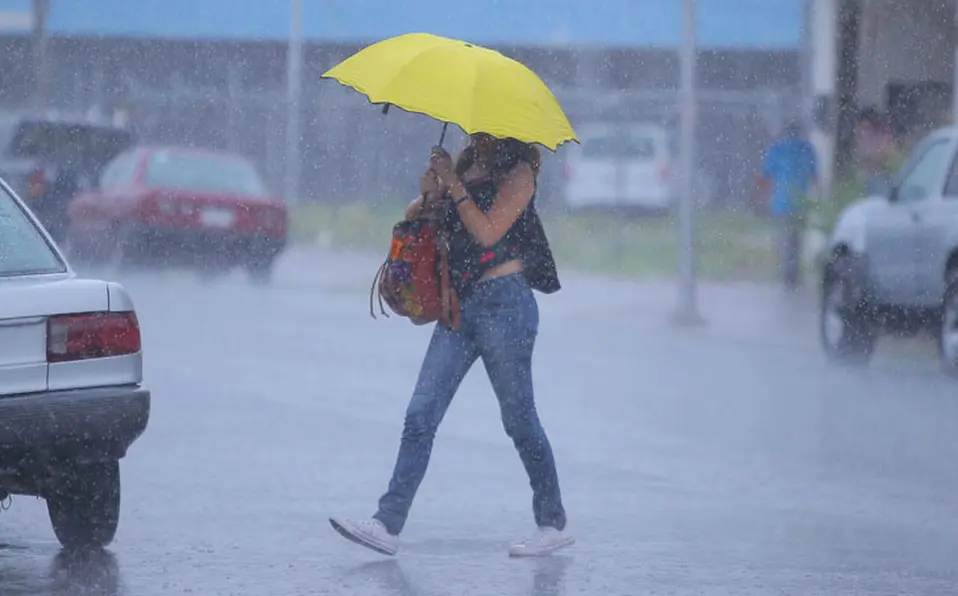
left=437, top=227, right=461, bottom=330
left=369, top=259, right=389, bottom=319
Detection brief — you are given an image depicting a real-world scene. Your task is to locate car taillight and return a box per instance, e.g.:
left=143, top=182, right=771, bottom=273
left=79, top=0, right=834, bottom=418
left=47, top=312, right=141, bottom=363
left=27, top=168, right=45, bottom=198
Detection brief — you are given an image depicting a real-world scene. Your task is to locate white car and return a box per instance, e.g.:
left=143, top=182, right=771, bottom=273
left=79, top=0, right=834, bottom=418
left=820, top=126, right=958, bottom=375
left=563, top=122, right=673, bottom=212
left=0, top=175, right=149, bottom=549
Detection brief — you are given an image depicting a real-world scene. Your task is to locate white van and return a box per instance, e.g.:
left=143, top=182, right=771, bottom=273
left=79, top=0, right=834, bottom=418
left=563, top=122, right=673, bottom=212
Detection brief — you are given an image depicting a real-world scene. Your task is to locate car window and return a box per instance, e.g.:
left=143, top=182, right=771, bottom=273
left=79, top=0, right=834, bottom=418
left=581, top=135, right=657, bottom=161
left=99, top=151, right=140, bottom=190
left=143, top=151, right=266, bottom=196
left=897, top=139, right=952, bottom=203
left=0, top=184, right=65, bottom=277
left=941, top=147, right=958, bottom=198
left=98, top=158, right=121, bottom=189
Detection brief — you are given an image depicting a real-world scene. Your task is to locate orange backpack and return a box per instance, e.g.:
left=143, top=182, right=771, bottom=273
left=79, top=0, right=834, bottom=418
left=369, top=210, right=460, bottom=330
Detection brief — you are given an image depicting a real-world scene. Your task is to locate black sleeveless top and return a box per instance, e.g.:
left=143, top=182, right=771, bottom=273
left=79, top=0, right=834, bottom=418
left=443, top=177, right=561, bottom=298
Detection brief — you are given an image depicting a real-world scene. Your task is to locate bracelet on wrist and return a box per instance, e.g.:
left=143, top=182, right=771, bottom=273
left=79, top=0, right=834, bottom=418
left=454, top=193, right=470, bottom=205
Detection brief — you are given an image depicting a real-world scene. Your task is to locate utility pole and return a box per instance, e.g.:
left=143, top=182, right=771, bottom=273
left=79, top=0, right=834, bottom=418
left=953, top=0, right=958, bottom=124
left=32, top=0, right=50, bottom=108
left=675, top=0, right=703, bottom=325
left=809, top=0, right=837, bottom=199
left=284, top=0, right=303, bottom=205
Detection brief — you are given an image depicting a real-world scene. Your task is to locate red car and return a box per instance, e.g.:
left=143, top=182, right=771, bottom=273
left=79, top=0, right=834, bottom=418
left=65, top=146, right=288, bottom=282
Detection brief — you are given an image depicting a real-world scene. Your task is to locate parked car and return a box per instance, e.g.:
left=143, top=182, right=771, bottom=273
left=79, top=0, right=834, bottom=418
left=820, top=126, right=958, bottom=375
left=0, top=174, right=150, bottom=550
left=563, top=122, right=673, bottom=213
left=0, top=113, right=137, bottom=243
left=65, top=146, right=288, bottom=283
left=562, top=121, right=713, bottom=215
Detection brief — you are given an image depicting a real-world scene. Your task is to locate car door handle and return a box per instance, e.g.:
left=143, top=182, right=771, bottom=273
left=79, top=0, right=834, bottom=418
left=911, top=211, right=921, bottom=223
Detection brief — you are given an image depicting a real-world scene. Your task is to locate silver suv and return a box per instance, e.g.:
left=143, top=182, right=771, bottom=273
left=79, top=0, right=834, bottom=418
left=820, top=127, right=958, bottom=375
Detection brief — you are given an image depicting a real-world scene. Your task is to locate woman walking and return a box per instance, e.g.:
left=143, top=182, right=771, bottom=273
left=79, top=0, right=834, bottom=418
left=330, top=133, right=572, bottom=557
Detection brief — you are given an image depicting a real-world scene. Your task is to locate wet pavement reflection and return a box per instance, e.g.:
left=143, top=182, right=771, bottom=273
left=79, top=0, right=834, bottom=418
left=0, top=546, right=120, bottom=595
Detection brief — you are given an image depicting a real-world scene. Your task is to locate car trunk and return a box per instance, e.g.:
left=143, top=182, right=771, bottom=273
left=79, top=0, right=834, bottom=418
left=147, top=189, right=286, bottom=235
left=0, top=276, right=110, bottom=396
left=567, top=131, right=670, bottom=205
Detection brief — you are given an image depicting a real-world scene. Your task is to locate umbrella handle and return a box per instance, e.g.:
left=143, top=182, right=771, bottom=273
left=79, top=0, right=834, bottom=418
left=438, top=122, right=448, bottom=148
left=383, top=104, right=446, bottom=148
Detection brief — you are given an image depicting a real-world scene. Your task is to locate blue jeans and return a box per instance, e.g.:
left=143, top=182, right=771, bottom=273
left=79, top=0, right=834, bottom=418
left=776, top=214, right=802, bottom=289
left=373, top=273, right=567, bottom=535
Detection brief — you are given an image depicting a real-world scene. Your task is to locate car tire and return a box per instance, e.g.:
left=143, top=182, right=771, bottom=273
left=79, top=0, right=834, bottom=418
left=245, top=257, right=274, bottom=285
left=47, top=460, right=121, bottom=551
left=820, top=257, right=876, bottom=365
left=938, top=268, right=958, bottom=378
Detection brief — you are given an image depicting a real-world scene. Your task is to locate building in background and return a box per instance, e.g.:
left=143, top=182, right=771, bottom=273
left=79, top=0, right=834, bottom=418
left=808, top=0, right=958, bottom=190
left=0, top=0, right=805, bottom=207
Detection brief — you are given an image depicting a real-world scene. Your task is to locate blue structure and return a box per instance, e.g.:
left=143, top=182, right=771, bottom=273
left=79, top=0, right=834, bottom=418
left=1, top=0, right=804, bottom=50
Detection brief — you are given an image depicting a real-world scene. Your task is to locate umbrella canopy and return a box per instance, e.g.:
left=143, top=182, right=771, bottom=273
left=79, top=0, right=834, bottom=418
left=321, top=32, right=578, bottom=151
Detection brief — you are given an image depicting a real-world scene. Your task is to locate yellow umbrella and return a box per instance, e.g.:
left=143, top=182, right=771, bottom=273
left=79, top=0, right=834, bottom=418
left=320, top=32, right=578, bottom=151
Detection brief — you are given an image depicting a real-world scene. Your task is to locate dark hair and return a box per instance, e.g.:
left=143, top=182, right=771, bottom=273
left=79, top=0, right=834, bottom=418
left=453, top=144, right=479, bottom=179
left=492, top=138, right=540, bottom=181
left=785, top=119, right=803, bottom=137
left=454, top=136, right=540, bottom=182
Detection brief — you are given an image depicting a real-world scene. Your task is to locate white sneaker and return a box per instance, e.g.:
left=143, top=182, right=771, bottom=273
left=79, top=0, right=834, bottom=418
left=508, top=526, right=575, bottom=557
left=329, top=517, right=399, bottom=556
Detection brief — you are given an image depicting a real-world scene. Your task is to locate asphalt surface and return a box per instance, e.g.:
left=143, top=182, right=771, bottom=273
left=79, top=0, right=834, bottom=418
left=2, top=249, right=958, bottom=595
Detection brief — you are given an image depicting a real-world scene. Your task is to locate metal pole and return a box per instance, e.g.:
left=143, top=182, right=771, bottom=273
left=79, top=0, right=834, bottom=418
left=32, top=0, right=50, bottom=109
left=953, top=0, right=958, bottom=124
left=226, top=63, right=241, bottom=153
left=809, top=0, right=837, bottom=200
left=284, top=0, right=303, bottom=205
left=675, top=0, right=702, bottom=324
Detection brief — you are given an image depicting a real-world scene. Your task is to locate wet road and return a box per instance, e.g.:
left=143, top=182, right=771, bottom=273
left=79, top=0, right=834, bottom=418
left=2, top=251, right=958, bottom=595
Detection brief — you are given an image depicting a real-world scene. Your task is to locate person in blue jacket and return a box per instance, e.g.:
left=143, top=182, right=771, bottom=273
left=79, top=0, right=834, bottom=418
left=759, top=120, right=819, bottom=290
